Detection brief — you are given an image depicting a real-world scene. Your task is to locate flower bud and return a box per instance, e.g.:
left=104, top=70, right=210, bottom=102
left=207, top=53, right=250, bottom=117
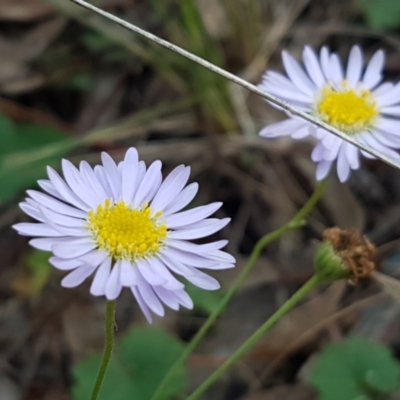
left=314, top=227, right=376, bottom=284
left=314, top=241, right=350, bottom=282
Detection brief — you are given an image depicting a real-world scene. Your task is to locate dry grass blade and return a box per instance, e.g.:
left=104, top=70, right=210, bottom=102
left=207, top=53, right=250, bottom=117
left=374, top=272, right=400, bottom=302
left=69, top=0, right=400, bottom=172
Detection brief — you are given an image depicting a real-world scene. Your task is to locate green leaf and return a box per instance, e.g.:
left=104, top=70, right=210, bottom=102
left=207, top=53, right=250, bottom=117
left=25, top=250, right=53, bottom=293
left=310, top=336, right=400, bottom=400
left=0, top=114, right=75, bottom=201
left=72, top=326, right=187, bottom=400
left=185, top=282, right=224, bottom=314
left=68, top=72, right=96, bottom=92
left=82, top=31, right=115, bottom=51
left=357, top=0, right=400, bottom=29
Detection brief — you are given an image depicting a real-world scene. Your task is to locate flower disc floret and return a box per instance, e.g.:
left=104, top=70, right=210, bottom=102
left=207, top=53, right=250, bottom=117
left=88, top=199, right=167, bottom=261
left=316, top=86, right=378, bottom=134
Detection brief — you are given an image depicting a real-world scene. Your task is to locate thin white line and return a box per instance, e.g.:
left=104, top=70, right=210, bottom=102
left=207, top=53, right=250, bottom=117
left=70, top=0, right=400, bottom=170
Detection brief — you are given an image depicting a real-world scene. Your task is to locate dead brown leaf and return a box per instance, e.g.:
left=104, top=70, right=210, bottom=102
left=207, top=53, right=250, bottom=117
left=0, top=0, right=54, bottom=21
left=374, top=272, right=400, bottom=303
left=0, top=17, right=66, bottom=94
left=62, top=303, right=105, bottom=362
left=242, top=384, right=317, bottom=400
left=248, top=282, right=345, bottom=361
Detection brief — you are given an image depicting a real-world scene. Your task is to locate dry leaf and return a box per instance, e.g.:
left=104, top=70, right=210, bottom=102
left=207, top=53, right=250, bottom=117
left=0, top=0, right=53, bottom=21
left=0, top=17, right=66, bottom=94
left=374, top=271, right=400, bottom=302
left=242, top=384, right=316, bottom=400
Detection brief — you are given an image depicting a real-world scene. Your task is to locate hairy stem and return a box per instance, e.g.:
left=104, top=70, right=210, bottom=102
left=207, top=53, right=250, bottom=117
left=90, top=300, right=116, bottom=400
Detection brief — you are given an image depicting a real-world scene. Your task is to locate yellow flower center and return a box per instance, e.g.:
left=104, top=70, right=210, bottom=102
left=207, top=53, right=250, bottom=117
left=316, top=85, right=378, bottom=134
left=88, top=199, right=167, bottom=261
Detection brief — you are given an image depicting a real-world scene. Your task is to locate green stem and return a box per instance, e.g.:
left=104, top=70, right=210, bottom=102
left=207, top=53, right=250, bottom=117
left=90, top=300, right=116, bottom=400
left=186, top=274, right=322, bottom=400
left=150, top=179, right=327, bottom=400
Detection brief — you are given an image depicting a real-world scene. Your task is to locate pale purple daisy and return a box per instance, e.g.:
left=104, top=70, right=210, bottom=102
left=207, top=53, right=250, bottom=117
left=13, top=148, right=235, bottom=322
left=259, top=45, right=400, bottom=182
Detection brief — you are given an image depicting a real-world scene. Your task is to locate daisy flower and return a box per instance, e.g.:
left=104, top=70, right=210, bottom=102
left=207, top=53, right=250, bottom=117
left=13, top=148, right=235, bottom=322
left=259, top=45, right=400, bottom=182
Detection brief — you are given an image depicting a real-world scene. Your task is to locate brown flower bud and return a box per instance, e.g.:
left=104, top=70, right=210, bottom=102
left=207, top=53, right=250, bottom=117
left=315, top=227, right=376, bottom=284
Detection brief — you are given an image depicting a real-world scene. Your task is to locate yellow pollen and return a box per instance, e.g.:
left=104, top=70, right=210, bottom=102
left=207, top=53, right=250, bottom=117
left=87, top=199, right=167, bottom=261
left=316, top=86, right=378, bottom=134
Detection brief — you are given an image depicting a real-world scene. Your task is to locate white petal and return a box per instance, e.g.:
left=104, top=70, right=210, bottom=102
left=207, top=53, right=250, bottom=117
left=136, top=258, right=166, bottom=286
left=61, top=264, right=97, bottom=288
left=38, top=180, right=63, bottom=200
left=259, top=119, right=307, bottom=138
left=137, top=278, right=165, bottom=316
left=94, top=165, right=113, bottom=198
left=282, top=51, right=315, bottom=95
left=131, top=286, right=153, bottom=323
left=38, top=210, right=87, bottom=237
left=79, top=161, right=108, bottom=204
left=49, top=257, right=82, bottom=270
left=52, top=238, right=96, bottom=258
left=370, top=129, right=400, bottom=147
left=105, top=262, right=123, bottom=300
left=159, top=252, right=220, bottom=290
left=315, top=160, right=332, bottom=180
left=376, top=82, right=400, bottom=107
left=101, top=152, right=121, bottom=200
left=39, top=206, right=85, bottom=228
left=61, top=160, right=97, bottom=208
left=27, top=190, right=87, bottom=219
left=153, top=286, right=180, bottom=310
left=204, top=250, right=236, bottom=263
left=19, top=202, right=45, bottom=222
left=166, top=239, right=227, bottom=254
left=360, top=149, right=376, bottom=159
left=261, top=70, right=300, bottom=91
left=174, top=289, right=194, bottom=309
left=321, top=135, right=342, bottom=161
left=344, top=142, right=360, bottom=169
left=13, top=222, right=63, bottom=237
left=185, top=269, right=220, bottom=290
left=376, top=117, right=400, bottom=135
left=358, top=132, right=400, bottom=162
left=163, top=247, right=218, bottom=268
left=346, top=45, right=363, bottom=86
left=381, top=105, right=400, bottom=116
left=90, top=258, right=112, bottom=296
left=30, top=237, right=68, bottom=251
left=319, top=46, right=331, bottom=80
left=373, top=82, right=394, bottom=97
left=168, top=218, right=230, bottom=240
left=336, top=145, right=351, bottom=182
left=122, top=147, right=139, bottom=203
left=291, top=125, right=311, bottom=139
left=134, top=160, right=162, bottom=206
left=165, top=202, right=222, bottom=229
left=329, top=53, right=344, bottom=84
left=163, top=183, right=199, bottom=216
left=363, top=50, right=385, bottom=90
left=261, top=83, right=312, bottom=103
left=47, top=166, right=90, bottom=211
left=151, top=165, right=190, bottom=212
left=119, top=259, right=139, bottom=287
left=197, top=240, right=229, bottom=252
left=303, top=46, right=325, bottom=87
left=148, top=256, right=184, bottom=290
left=78, top=250, right=108, bottom=266
left=311, top=141, right=326, bottom=162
